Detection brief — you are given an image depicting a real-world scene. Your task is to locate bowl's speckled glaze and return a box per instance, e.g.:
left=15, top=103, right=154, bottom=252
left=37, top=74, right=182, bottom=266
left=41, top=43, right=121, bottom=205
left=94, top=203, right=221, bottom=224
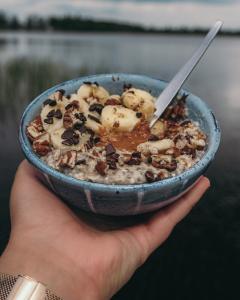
left=19, top=74, right=220, bottom=216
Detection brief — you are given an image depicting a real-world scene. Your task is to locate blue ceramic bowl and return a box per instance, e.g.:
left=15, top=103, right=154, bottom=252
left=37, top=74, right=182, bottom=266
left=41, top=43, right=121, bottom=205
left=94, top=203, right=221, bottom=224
left=19, top=74, right=220, bottom=216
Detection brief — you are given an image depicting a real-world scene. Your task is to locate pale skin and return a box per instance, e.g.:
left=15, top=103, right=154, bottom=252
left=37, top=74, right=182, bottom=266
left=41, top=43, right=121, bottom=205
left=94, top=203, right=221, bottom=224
left=0, top=161, right=210, bottom=300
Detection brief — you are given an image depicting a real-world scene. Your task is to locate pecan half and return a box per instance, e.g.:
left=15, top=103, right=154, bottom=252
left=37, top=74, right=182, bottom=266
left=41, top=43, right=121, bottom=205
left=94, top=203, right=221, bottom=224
left=58, top=151, right=77, bottom=169
left=26, top=116, right=44, bottom=141
left=33, top=140, right=51, bottom=156
left=95, top=161, right=107, bottom=176
left=63, top=112, right=73, bottom=129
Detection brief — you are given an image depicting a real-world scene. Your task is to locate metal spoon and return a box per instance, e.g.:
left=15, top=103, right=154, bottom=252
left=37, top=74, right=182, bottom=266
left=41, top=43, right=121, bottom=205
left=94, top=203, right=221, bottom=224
left=150, top=20, right=223, bottom=128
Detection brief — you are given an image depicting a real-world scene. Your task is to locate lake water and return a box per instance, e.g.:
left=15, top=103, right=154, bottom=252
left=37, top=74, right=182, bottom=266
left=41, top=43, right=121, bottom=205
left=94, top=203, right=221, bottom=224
left=0, top=32, right=240, bottom=299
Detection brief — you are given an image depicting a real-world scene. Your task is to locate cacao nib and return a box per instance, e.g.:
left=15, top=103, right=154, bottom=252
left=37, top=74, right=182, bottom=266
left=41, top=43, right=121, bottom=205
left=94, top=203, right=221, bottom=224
left=148, top=134, right=159, bottom=141
left=62, top=139, right=74, bottom=146
left=47, top=110, right=55, bottom=118
left=126, top=158, right=141, bottom=165
left=145, top=171, right=155, bottom=183
left=181, top=146, right=196, bottom=158
left=105, top=144, right=116, bottom=156
left=75, top=113, right=87, bottom=123
left=43, top=99, right=57, bottom=106
left=44, top=118, right=53, bottom=124
left=147, top=156, right=152, bottom=164
left=89, top=103, right=104, bottom=114
left=58, top=89, right=65, bottom=95
left=61, top=128, right=74, bottom=140
left=54, top=109, right=62, bottom=119
left=131, top=151, right=141, bottom=159
left=94, top=137, right=101, bottom=144
left=180, top=120, right=191, bottom=126
left=136, top=112, right=142, bottom=118
left=88, top=114, right=100, bottom=123
left=76, top=159, right=86, bottom=165
left=123, top=83, right=132, bottom=90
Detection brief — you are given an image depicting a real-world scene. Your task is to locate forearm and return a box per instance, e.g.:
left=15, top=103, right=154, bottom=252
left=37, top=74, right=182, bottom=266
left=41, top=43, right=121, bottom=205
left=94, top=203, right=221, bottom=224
left=0, top=240, right=99, bottom=300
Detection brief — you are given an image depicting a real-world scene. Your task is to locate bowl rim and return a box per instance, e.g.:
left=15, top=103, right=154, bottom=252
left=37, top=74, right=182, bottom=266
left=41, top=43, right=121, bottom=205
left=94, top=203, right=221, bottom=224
left=19, top=73, right=221, bottom=192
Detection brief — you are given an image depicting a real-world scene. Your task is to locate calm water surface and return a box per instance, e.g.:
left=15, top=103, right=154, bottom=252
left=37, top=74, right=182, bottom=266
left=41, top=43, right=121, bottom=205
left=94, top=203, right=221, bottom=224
left=0, top=32, right=240, bottom=300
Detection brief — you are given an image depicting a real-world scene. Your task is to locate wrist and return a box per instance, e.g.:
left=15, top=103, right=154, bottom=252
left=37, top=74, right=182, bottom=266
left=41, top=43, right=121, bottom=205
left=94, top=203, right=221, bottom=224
left=0, top=239, right=100, bottom=300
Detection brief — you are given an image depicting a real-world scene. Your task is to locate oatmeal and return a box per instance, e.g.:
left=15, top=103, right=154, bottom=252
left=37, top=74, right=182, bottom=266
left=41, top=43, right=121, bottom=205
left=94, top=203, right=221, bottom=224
left=26, top=82, right=207, bottom=184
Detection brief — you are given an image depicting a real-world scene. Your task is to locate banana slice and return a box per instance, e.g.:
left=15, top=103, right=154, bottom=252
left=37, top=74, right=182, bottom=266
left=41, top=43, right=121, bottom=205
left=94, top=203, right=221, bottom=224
left=137, top=139, right=174, bottom=155
left=77, top=84, right=93, bottom=99
left=77, top=83, right=109, bottom=105
left=151, top=120, right=166, bottom=137
left=92, top=85, right=110, bottom=105
left=50, top=128, right=89, bottom=151
left=85, top=118, right=103, bottom=134
left=122, top=88, right=155, bottom=120
left=101, top=105, right=140, bottom=132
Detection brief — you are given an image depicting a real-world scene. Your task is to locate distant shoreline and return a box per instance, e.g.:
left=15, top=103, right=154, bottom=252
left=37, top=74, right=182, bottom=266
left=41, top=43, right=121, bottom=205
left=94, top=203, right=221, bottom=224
left=0, top=29, right=239, bottom=37
left=0, top=13, right=239, bottom=36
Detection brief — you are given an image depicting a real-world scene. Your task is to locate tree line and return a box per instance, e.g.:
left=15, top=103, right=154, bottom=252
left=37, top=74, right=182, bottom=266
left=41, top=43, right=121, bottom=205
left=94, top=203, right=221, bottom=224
left=0, top=12, right=239, bottom=35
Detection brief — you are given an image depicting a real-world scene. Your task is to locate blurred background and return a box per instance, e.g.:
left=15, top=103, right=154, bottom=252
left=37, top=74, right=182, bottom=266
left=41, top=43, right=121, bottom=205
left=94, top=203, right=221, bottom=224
left=0, top=0, right=240, bottom=299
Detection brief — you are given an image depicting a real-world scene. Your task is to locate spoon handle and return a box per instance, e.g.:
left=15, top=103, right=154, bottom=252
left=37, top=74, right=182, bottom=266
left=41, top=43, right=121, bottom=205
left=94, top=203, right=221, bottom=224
left=150, top=20, right=223, bottom=128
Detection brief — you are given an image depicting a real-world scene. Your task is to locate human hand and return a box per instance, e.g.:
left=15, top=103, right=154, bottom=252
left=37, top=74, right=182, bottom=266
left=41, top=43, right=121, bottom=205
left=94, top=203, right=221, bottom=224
left=0, top=161, right=210, bottom=300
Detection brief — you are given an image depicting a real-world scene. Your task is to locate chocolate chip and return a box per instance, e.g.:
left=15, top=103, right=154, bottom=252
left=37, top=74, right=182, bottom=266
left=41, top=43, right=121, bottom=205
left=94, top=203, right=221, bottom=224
left=88, top=114, right=101, bottom=123
left=148, top=134, right=159, bottom=141
left=94, top=81, right=99, bottom=86
left=76, top=159, right=86, bottom=165
left=89, top=103, right=104, bottom=114
left=47, top=109, right=55, bottom=118
left=44, top=118, right=53, bottom=124
left=105, top=144, right=116, bottom=156
left=145, top=171, right=155, bottom=183
left=54, top=109, right=62, bottom=119
left=83, top=81, right=92, bottom=85
left=66, top=95, right=71, bottom=99
left=136, top=112, right=142, bottom=118
left=61, top=128, right=74, bottom=140
left=95, top=161, right=107, bottom=176
left=62, top=139, right=74, bottom=146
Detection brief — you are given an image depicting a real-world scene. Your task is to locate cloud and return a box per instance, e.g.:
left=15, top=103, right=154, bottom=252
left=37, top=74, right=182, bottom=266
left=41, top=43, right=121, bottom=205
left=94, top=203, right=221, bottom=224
left=1, top=0, right=240, bottom=29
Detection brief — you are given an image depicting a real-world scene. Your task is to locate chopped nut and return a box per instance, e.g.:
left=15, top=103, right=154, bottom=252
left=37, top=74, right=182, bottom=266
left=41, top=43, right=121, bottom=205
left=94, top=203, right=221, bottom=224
left=33, top=140, right=51, bottom=156
left=63, top=112, right=73, bottom=129
left=26, top=116, right=44, bottom=141
left=58, top=151, right=77, bottom=169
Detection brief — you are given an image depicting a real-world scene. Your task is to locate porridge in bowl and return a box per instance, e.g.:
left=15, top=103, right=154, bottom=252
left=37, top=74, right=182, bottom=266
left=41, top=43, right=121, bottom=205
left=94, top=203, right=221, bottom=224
left=26, top=82, right=207, bottom=184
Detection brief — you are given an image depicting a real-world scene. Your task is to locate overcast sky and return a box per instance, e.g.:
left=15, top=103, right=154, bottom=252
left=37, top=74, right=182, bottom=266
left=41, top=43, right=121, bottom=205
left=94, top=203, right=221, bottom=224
left=1, top=0, right=239, bottom=30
